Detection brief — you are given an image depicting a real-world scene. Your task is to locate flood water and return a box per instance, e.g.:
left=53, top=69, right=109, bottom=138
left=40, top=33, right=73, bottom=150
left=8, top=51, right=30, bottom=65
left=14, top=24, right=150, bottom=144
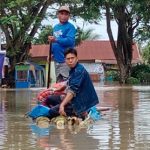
left=0, top=84, right=150, bottom=150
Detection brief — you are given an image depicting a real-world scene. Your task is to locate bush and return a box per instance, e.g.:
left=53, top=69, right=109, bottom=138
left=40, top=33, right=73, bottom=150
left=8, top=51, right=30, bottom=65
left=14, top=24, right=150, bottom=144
left=105, top=70, right=119, bottom=81
left=126, top=77, right=140, bottom=85
left=141, top=73, right=150, bottom=82
left=131, top=64, right=150, bottom=82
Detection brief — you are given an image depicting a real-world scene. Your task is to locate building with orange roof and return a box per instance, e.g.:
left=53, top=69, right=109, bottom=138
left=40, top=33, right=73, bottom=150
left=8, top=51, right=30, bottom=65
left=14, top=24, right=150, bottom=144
left=29, top=40, right=142, bottom=82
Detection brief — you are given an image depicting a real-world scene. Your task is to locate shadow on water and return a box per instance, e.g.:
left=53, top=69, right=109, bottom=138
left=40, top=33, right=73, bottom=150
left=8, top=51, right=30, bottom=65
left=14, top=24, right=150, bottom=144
left=0, top=85, right=150, bottom=150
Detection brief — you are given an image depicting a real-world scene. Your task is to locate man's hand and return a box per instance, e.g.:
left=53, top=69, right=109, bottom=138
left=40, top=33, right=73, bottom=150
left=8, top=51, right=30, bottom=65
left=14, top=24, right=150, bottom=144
left=48, top=36, right=56, bottom=42
left=59, top=92, right=74, bottom=116
left=47, top=54, right=53, bottom=63
left=59, top=104, right=66, bottom=116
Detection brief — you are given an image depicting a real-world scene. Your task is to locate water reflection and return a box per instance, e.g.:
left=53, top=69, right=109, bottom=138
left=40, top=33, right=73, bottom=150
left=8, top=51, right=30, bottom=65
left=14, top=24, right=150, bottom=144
left=0, top=86, right=150, bottom=150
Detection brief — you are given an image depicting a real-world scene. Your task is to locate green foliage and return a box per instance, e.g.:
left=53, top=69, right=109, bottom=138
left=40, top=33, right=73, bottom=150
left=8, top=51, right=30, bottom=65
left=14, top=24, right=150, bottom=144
left=133, top=0, right=150, bottom=43
left=32, top=25, right=53, bottom=44
left=0, top=0, right=50, bottom=63
left=126, top=77, right=140, bottom=85
left=79, top=28, right=100, bottom=40
left=142, top=43, right=150, bottom=64
left=141, top=73, right=150, bottom=83
left=75, top=27, right=100, bottom=46
left=105, top=70, right=119, bottom=81
left=0, top=16, right=18, bottom=25
left=64, top=0, right=102, bottom=22
left=131, top=64, right=150, bottom=82
left=136, top=24, right=150, bottom=44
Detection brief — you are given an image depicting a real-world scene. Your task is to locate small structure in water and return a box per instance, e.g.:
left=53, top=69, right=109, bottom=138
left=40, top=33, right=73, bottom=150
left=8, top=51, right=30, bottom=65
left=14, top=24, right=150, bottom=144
left=15, top=62, right=45, bottom=88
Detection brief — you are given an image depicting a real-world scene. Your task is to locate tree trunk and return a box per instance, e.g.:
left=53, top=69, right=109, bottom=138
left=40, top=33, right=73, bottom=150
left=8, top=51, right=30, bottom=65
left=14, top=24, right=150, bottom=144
left=118, top=57, right=131, bottom=84
left=105, top=3, right=133, bottom=84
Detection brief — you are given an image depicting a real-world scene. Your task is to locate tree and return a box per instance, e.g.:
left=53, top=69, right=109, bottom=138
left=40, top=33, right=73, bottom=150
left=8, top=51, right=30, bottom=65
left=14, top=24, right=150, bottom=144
left=0, top=0, right=100, bottom=66
left=75, top=27, right=100, bottom=45
left=0, top=0, right=51, bottom=67
left=83, top=0, right=149, bottom=83
left=65, top=0, right=150, bottom=83
left=142, top=43, right=150, bottom=64
left=104, top=0, right=150, bottom=83
left=32, top=25, right=53, bottom=44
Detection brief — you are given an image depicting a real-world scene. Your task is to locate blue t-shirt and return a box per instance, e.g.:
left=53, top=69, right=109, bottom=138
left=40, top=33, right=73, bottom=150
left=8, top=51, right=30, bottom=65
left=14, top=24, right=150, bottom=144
left=52, top=21, right=76, bottom=63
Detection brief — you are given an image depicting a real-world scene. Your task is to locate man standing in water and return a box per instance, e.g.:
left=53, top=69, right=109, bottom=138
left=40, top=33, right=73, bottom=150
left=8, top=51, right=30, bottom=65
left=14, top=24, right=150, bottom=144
left=48, top=6, right=76, bottom=82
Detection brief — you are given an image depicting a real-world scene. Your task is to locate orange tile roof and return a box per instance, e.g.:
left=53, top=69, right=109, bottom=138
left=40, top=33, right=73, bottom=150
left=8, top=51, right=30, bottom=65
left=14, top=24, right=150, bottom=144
left=29, top=44, right=49, bottom=58
left=29, top=40, right=142, bottom=64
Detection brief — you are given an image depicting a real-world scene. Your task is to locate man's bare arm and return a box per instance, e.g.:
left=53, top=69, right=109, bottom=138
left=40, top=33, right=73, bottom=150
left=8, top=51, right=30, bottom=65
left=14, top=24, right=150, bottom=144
left=59, top=92, right=74, bottom=116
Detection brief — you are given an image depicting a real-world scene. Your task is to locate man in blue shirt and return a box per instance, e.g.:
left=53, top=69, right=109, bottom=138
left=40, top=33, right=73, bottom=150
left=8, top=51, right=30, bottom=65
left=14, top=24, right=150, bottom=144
left=45, top=48, right=99, bottom=119
left=48, top=6, right=76, bottom=82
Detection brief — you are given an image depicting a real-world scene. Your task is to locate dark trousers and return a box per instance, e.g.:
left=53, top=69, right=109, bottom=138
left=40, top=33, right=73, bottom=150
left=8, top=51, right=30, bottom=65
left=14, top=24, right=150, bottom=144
left=45, top=95, right=74, bottom=119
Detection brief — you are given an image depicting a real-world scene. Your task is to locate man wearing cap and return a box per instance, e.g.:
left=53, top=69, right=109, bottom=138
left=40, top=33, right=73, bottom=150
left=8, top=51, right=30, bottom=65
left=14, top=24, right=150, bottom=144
left=48, top=6, right=76, bottom=82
